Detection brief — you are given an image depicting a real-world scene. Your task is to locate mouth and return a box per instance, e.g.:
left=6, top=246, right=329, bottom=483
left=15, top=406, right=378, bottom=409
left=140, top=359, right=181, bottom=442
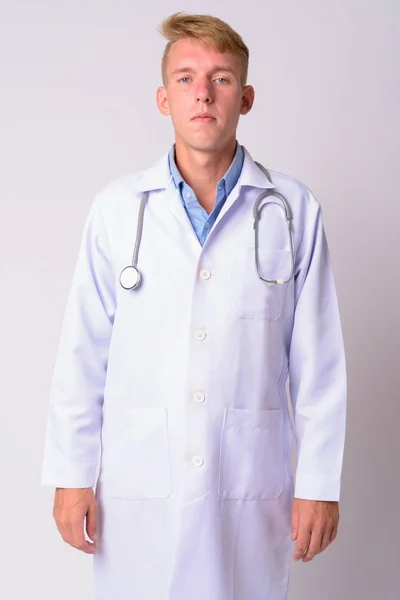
left=192, top=115, right=216, bottom=123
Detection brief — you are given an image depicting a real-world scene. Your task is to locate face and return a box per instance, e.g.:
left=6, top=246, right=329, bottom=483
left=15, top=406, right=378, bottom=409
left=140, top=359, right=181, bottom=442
left=156, top=38, right=254, bottom=153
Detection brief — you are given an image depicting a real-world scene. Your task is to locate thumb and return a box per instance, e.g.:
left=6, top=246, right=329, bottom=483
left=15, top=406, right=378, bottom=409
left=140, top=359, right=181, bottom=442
left=86, top=502, right=98, bottom=542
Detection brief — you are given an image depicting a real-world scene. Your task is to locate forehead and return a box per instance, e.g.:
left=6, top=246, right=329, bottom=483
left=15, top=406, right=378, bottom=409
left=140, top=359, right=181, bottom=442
left=167, top=38, right=240, bottom=73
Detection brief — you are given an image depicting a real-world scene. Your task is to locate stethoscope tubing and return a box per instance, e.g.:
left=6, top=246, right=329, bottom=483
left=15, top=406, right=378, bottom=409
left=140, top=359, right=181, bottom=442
left=120, top=162, right=295, bottom=290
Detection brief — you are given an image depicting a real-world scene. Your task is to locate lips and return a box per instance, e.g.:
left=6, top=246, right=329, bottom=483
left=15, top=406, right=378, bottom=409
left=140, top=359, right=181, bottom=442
left=192, top=115, right=215, bottom=122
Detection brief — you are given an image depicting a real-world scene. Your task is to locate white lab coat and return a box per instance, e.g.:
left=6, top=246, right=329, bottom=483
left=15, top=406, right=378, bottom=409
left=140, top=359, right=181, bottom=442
left=41, top=146, right=347, bottom=600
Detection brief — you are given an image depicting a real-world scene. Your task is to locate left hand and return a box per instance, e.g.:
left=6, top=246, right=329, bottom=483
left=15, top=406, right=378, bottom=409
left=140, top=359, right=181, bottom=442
left=291, top=498, right=339, bottom=562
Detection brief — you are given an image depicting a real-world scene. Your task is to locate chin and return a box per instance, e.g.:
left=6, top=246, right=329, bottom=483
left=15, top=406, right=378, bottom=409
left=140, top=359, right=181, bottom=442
left=191, top=142, right=220, bottom=152
left=185, top=137, right=227, bottom=153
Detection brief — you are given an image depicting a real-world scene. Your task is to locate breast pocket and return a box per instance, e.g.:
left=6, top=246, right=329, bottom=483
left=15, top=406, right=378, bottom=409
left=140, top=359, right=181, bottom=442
left=230, top=245, right=290, bottom=321
left=100, top=407, right=172, bottom=499
left=218, top=408, right=284, bottom=500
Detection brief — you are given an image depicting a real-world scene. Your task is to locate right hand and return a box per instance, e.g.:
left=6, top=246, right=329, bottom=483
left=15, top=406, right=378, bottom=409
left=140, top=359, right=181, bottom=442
left=53, top=487, right=98, bottom=554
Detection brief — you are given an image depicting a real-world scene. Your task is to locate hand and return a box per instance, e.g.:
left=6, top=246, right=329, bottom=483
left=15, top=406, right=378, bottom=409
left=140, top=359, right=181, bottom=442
left=53, top=487, right=98, bottom=554
left=291, top=498, right=339, bottom=562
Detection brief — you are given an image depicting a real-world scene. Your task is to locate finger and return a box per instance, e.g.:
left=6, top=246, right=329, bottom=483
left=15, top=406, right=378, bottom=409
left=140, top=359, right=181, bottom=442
left=53, top=511, right=72, bottom=545
left=55, top=517, right=95, bottom=554
left=291, top=502, right=299, bottom=541
left=302, top=527, right=323, bottom=562
left=320, top=527, right=332, bottom=553
left=293, top=526, right=311, bottom=561
left=71, top=519, right=96, bottom=555
left=86, top=502, right=98, bottom=542
left=53, top=494, right=75, bottom=545
left=330, top=525, right=338, bottom=543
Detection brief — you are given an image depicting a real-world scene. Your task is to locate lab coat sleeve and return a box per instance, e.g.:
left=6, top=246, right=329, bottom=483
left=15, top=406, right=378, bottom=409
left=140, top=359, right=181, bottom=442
left=41, top=194, right=116, bottom=488
left=289, top=189, right=347, bottom=502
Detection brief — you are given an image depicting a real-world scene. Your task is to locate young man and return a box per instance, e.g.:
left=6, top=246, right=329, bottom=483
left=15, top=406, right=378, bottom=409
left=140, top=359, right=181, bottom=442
left=41, top=12, right=347, bottom=600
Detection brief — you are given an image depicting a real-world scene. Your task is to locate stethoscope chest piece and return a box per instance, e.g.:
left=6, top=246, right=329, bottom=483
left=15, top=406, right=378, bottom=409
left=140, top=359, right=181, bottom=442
left=119, top=265, right=141, bottom=290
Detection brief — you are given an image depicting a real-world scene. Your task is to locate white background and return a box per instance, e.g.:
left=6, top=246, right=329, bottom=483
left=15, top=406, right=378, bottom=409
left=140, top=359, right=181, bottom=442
left=0, top=0, right=399, bottom=598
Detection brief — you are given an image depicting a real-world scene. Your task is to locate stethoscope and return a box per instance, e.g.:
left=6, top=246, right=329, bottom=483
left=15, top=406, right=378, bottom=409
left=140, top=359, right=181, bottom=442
left=119, top=162, right=295, bottom=291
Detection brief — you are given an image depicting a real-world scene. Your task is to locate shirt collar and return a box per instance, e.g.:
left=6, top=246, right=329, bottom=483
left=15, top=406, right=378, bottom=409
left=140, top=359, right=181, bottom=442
left=135, top=144, right=275, bottom=193
left=168, top=141, right=244, bottom=196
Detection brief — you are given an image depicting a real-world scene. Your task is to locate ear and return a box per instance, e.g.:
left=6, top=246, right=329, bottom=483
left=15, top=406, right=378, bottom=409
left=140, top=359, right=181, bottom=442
left=156, top=86, right=170, bottom=116
left=240, top=85, right=255, bottom=115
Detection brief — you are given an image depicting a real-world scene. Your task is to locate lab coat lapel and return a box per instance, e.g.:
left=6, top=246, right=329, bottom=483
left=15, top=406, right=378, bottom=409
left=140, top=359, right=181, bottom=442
left=135, top=150, right=202, bottom=256
left=166, top=179, right=204, bottom=256
left=204, top=146, right=277, bottom=240
left=135, top=145, right=276, bottom=252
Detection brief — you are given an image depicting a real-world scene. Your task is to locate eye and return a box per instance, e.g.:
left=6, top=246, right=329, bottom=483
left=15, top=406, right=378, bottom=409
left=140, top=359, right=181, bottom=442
left=215, top=77, right=229, bottom=84
left=178, top=76, right=191, bottom=83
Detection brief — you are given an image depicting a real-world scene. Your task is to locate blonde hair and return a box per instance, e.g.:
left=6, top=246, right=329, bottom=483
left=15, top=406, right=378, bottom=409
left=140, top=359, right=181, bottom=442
left=158, top=12, right=249, bottom=87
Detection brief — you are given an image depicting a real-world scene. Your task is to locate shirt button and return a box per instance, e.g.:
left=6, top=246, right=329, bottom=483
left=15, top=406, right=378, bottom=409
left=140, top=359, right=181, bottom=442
left=199, top=268, right=211, bottom=280
left=192, top=455, right=204, bottom=467
left=193, top=392, right=205, bottom=403
left=186, top=191, right=192, bottom=198
left=194, top=330, right=206, bottom=341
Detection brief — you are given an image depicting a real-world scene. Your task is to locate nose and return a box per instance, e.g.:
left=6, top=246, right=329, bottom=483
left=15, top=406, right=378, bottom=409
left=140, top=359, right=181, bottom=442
left=197, top=92, right=210, bottom=103
left=195, top=79, right=213, bottom=104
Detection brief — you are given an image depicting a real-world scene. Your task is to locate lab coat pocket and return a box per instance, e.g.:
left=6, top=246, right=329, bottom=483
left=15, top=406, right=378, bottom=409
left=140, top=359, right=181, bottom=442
left=218, top=408, right=284, bottom=500
left=100, top=407, right=172, bottom=499
left=230, top=246, right=289, bottom=321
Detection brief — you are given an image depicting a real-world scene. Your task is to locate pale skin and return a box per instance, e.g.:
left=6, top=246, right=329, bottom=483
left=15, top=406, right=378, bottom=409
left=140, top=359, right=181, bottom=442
left=53, top=37, right=339, bottom=562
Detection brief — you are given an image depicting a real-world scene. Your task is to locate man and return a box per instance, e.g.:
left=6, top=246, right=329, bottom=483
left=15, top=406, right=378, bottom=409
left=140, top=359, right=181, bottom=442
left=41, top=11, right=347, bottom=600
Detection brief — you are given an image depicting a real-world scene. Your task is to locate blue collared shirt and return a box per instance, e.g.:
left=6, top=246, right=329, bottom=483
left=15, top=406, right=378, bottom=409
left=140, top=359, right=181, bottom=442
left=168, top=142, right=244, bottom=246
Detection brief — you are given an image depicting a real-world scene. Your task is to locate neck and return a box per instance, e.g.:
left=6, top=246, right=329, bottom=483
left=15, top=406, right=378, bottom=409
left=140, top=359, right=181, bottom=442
left=173, top=137, right=237, bottom=200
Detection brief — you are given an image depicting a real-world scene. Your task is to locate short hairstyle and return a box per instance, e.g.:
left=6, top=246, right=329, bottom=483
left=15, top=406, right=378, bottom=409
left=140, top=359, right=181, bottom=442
left=158, top=12, right=249, bottom=87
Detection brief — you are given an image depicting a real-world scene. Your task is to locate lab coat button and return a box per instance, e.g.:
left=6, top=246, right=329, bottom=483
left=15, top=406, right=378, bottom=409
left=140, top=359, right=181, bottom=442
left=192, top=455, right=204, bottom=467
left=200, top=269, right=211, bottom=280
left=194, top=330, right=206, bottom=341
left=193, top=392, right=205, bottom=403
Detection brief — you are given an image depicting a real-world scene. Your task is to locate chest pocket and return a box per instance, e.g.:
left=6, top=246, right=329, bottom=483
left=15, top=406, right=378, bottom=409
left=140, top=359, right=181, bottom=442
left=229, top=245, right=290, bottom=321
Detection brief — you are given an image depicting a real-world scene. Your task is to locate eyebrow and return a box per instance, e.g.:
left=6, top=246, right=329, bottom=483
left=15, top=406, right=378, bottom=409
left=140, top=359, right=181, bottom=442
left=170, top=65, right=238, bottom=78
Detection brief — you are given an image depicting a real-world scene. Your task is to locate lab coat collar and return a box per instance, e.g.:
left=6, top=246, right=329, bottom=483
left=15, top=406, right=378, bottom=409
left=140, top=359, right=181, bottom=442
left=239, top=146, right=276, bottom=190
left=134, top=144, right=276, bottom=193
